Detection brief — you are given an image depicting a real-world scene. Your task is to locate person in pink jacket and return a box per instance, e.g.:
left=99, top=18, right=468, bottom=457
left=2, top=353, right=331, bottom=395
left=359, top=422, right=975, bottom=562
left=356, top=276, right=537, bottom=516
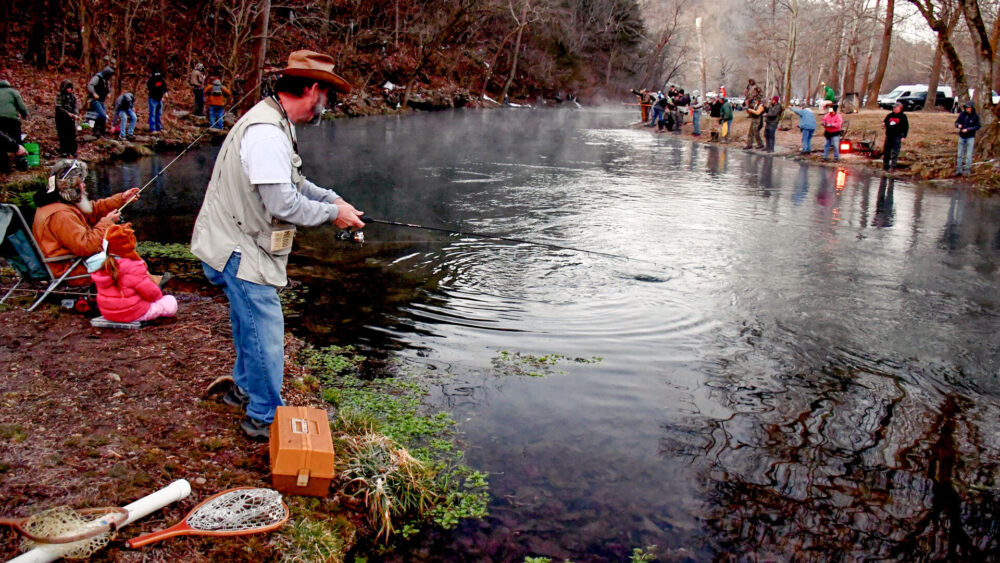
left=88, top=223, right=177, bottom=322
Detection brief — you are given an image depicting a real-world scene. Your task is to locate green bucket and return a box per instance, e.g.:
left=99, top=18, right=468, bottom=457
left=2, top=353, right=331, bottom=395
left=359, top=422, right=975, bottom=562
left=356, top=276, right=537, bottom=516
left=23, top=142, right=39, bottom=168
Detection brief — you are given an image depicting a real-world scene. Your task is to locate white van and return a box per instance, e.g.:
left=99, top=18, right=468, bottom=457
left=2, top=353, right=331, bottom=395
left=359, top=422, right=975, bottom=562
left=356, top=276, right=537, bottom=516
left=879, top=84, right=954, bottom=111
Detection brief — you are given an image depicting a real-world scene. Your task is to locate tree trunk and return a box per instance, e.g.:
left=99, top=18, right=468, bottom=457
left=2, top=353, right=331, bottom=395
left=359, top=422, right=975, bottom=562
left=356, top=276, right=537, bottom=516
left=480, top=25, right=519, bottom=100
left=829, top=21, right=844, bottom=94
left=245, top=0, right=270, bottom=114
left=859, top=33, right=875, bottom=103
left=500, top=1, right=529, bottom=104
left=59, top=2, right=67, bottom=68
left=956, top=0, right=999, bottom=157
left=696, top=16, right=707, bottom=98
left=0, top=0, right=11, bottom=47
left=865, top=0, right=894, bottom=108
left=906, top=0, right=968, bottom=113
left=924, top=39, right=944, bottom=110
left=79, top=0, right=92, bottom=78
left=26, top=0, right=48, bottom=69
left=782, top=0, right=797, bottom=102
left=158, top=0, right=167, bottom=72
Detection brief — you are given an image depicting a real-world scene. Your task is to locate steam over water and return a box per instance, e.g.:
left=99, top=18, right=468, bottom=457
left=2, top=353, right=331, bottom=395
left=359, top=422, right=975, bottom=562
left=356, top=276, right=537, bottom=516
left=101, top=108, right=1000, bottom=561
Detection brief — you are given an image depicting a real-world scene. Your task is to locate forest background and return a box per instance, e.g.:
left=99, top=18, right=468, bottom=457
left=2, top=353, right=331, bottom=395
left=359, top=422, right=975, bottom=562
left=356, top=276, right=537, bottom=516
left=0, top=0, right=999, bottom=155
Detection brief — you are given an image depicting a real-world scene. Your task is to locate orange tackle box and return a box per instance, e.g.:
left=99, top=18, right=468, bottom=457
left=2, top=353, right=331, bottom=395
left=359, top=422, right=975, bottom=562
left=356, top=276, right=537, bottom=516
left=269, top=406, right=335, bottom=497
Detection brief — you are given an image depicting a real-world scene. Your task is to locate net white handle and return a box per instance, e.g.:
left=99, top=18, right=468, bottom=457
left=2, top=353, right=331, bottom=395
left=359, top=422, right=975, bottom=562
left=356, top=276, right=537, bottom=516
left=5, top=479, right=192, bottom=563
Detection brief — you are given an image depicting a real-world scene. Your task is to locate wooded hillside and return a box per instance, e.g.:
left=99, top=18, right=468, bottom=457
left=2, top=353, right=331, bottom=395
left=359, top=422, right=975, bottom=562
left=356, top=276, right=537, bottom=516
left=0, top=0, right=648, bottom=107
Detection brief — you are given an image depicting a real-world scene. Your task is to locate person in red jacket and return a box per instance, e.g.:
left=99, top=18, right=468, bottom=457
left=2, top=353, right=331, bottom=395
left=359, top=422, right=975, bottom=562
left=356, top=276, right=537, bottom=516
left=88, top=223, right=177, bottom=322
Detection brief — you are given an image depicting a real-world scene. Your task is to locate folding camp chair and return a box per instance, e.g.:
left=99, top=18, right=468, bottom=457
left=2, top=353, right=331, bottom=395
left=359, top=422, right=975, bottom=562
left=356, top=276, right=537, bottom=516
left=0, top=202, right=93, bottom=311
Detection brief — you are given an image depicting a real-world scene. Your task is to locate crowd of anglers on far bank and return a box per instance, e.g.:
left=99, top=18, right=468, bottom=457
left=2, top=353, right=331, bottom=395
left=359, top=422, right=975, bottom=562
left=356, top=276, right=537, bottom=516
left=630, top=78, right=983, bottom=176
left=0, top=62, right=234, bottom=172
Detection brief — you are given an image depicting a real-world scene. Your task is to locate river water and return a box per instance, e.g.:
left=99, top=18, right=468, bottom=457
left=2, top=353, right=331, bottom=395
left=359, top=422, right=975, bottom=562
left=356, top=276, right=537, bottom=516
left=97, top=109, right=1000, bottom=561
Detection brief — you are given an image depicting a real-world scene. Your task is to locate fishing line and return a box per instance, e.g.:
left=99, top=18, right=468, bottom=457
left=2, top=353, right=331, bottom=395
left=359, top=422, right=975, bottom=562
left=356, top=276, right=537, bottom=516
left=358, top=217, right=661, bottom=265
left=116, top=84, right=264, bottom=214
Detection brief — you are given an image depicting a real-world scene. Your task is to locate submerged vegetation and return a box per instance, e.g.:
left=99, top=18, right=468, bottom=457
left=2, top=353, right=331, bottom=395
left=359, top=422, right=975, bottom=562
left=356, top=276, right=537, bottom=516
left=493, top=350, right=603, bottom=377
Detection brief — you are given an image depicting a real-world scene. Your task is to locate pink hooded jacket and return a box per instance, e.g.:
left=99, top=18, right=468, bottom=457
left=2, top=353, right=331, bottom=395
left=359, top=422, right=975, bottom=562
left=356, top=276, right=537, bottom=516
left=90, top=258, right=162, bottom=322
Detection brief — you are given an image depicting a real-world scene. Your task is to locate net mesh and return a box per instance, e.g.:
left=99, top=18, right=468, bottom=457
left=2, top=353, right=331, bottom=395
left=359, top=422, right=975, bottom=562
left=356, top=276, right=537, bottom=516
left=186, top=489, right=286, bottom=532
left=19, top=507, right=120, bottom=559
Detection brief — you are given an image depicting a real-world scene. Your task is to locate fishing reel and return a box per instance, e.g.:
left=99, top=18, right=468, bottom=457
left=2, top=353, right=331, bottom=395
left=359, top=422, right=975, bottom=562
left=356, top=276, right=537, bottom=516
left=335, top=228, right=365, bottom=244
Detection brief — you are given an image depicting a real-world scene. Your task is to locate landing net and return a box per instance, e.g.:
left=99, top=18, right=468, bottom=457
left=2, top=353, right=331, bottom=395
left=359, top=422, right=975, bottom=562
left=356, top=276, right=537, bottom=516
left=186, top=488, right=286, bottom=532
left=19, top=506, right=125, bottom=559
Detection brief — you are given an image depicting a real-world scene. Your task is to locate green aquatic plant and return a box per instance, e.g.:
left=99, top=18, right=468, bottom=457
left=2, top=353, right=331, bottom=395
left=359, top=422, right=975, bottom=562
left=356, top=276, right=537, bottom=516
left=493, top=350, right=603, bottom=377
left=135, top=241, right=198, bottom=261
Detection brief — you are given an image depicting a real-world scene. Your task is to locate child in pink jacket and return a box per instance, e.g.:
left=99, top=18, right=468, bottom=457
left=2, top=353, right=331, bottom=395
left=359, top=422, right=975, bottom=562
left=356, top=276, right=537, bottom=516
left=89, top=223, right=177, bottom=322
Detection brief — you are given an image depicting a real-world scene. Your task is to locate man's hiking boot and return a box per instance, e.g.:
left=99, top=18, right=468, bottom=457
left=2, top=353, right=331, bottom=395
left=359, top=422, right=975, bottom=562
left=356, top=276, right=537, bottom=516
left=222, top=385, right=249, bottom=409
left=241, top=416, right=270, bottom=440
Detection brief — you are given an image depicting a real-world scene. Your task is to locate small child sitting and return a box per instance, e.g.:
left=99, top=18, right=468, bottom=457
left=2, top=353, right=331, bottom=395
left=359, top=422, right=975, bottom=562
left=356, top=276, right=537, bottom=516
left=88, top=223, right=177, bottom=322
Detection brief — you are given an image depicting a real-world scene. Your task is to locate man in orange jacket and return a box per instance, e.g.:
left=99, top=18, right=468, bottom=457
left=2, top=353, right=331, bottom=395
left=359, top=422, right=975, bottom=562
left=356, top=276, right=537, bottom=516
left=204, top=79, right=232, bottom=130
left=32, top=159, right=139, bottom=284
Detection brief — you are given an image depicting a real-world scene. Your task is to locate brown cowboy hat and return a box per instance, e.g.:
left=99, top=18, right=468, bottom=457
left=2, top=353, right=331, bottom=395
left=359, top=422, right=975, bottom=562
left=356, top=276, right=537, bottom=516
left=270, top=50, right=351, bottom=94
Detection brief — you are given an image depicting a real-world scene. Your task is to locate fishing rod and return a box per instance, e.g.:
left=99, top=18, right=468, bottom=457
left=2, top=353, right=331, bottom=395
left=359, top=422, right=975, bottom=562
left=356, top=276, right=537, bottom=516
left=346, top=216, right=651, bottom=264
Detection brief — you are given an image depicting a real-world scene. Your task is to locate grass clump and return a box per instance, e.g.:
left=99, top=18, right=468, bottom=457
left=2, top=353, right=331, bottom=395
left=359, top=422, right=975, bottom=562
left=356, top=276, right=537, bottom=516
left=0, top=175, right=46, bottom=205
left=0, top=423, right=27, bottom=442
left=274, top=501, right=357, bottom=563
left=338, top=430, right=435, bottom=540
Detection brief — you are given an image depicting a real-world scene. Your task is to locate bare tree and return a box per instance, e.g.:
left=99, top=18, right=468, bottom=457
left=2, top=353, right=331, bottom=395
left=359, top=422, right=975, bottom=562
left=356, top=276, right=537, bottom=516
left=907, top=0, right=969, bottom=105
left=782, top=0, right=798, bottom=101
left=924, top=7, right=960, bottom=110
left=864, top=0, right=894, bottom=108
left=957, top=0, right=1000, bottom=156
left=501, top=0, right=532, bottom=103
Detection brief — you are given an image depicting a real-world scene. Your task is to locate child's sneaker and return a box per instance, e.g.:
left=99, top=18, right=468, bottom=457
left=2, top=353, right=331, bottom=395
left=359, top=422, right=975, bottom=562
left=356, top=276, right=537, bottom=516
left=241, top=416, right=270, bottom=440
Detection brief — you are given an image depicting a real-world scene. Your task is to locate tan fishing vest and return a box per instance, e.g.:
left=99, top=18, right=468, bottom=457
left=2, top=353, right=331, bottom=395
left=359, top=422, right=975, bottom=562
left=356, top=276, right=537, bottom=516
left=190, top=97, right=306, bottom=288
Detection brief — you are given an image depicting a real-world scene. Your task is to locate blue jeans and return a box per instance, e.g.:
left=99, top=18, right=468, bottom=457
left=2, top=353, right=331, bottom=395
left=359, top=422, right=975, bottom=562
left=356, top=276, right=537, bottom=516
left=692, top=109, right=701, bottom=135
left=148, top=99, right=163, bottom=132
left=957, top=136, right=974, bottom=175
left=650, top=107, right=662, bottom=127
left=823, top=134, right=840, bottom=160
left=209, top=105, right=225, bottom=129
left=203, top=253, right=285, bottom=423
left=89, top=99, right=107, bottom=135
left=800, top=128, right=814, bottom=152
left=116, top=109, right=136, bottom=138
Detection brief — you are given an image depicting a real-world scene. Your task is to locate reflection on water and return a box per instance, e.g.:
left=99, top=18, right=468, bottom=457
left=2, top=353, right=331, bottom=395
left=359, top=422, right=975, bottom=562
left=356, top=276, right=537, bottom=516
left=99, top=109, right=1000, bottom=561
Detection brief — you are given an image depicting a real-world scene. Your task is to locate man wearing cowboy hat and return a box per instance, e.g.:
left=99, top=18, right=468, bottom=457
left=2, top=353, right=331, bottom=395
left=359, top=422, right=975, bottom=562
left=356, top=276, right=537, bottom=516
left=191, top=50, right=365, bottom=440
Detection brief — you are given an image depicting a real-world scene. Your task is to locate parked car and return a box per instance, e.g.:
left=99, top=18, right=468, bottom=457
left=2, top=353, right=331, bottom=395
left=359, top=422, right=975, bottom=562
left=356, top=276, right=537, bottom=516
left=728, top=96, right=745, bottom=110
left=878, top=84, right=954, bottom=111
